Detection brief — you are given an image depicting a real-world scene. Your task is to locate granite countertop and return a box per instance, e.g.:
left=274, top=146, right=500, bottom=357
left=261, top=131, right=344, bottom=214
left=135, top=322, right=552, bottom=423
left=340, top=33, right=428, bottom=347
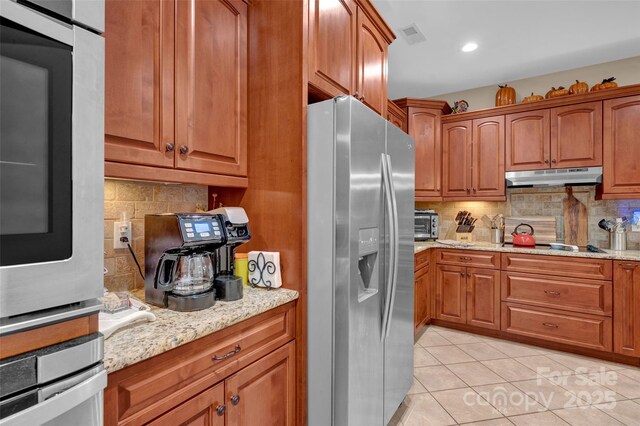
left=103, top=286, right=298, bottom=373
left=414, top=241, right=640, bottom=261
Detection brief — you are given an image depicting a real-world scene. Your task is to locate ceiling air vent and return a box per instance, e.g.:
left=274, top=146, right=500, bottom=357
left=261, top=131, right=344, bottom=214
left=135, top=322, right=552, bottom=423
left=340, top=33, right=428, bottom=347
left=399, top=24, right=426, bottom=45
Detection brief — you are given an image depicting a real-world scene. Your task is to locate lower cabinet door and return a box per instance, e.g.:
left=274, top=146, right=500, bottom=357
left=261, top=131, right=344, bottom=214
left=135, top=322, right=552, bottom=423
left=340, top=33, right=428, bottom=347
left=414, top=265, right=431, bottom=333
left=435, top=264, right=466, bottom=324
left=225, top=341, right=296, bottom=426
left=613, top=261, right=640, bottom=357
left=466, top=268, right=501, bottom=330
left=148, top=383, right=225, bottom=426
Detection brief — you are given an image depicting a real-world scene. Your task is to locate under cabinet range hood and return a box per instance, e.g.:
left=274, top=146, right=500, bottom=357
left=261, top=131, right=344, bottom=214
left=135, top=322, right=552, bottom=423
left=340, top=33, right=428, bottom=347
left=506, top=167, right=603, bottom=187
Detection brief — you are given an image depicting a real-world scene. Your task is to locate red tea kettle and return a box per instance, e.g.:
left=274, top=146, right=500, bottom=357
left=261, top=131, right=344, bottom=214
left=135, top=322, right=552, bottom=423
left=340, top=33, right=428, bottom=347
left=511, top=223, right=536, bottom=247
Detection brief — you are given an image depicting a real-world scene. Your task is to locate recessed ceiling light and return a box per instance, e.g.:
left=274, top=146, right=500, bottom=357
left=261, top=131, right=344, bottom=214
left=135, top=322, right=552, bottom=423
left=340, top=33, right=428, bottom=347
left=462, top=42, right=478, bottom=52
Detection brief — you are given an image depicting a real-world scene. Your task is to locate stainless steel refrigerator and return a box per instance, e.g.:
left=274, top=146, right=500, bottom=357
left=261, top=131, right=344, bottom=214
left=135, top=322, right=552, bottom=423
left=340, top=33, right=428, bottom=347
left=307, top=96, right=414, bottom=426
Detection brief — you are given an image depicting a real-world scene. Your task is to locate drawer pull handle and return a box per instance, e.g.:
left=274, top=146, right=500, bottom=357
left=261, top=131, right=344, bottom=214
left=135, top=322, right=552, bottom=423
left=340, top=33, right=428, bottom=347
left=459, top=257, right=472, bottom=261
left=543, top=322, right=559, bottom=328
left=216, top=405, right=226, bottom=416
left=621, top=263, right=638, bottom=270
left=212, top=344, right=241, bottom=361
left=231, top=394, right=241, bottom=406
left=544, top=290, right=561, bottom=296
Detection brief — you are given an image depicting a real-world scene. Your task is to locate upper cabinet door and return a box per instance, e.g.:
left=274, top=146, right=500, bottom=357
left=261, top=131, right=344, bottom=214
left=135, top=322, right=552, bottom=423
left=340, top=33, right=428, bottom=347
left=410, top=108, right=441, bottom=198
left=602, top=95, right=640, bottom=195
left=104, top=0, right=175, bottom=168
left=442, top=121, right=472, bottom=198
left=551, top=102, right=602, bottom=169
left=472, top=116, right=505, bottom=198
left=356, top=9, right=387, bottom=117
left=175, top=0, right=247, bottom=177
left=308, top=0, right=357, bottom=98
left=506, top=110, right=550, bottom=171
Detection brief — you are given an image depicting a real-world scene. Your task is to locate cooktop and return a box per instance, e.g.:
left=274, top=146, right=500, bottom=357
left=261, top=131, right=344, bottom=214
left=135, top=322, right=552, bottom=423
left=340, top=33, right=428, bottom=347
left=501, top=243, right=607, bottom=253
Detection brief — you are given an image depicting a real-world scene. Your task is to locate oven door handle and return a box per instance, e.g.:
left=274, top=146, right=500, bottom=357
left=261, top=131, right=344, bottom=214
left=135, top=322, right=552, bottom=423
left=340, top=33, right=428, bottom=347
left=0, top=369, right=107, bottom=426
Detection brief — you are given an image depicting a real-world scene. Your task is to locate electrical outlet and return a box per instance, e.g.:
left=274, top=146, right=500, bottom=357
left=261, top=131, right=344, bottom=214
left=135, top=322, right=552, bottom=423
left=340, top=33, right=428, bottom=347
left=113, top=221, right=132, bottom=249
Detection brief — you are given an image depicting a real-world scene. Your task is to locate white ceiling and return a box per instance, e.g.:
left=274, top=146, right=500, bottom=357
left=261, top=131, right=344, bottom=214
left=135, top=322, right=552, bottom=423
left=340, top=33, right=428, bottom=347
left=372, top=0, right=640, bottom=99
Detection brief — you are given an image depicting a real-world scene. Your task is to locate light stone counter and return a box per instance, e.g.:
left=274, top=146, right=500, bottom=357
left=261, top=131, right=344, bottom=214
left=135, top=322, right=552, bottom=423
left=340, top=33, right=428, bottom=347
left=103, top=286, right=298, bottom=373
left=414, top=241, right=640, bottom=262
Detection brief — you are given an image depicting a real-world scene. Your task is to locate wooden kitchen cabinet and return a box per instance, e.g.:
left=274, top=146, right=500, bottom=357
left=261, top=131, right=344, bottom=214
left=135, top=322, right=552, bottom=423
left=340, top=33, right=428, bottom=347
left=396, top=99, right=450, bottom=200
left=308, top=0, right=357, bottom=99
left=442, top=120, right=472, bottom=198
left=466, top=268, right=501, bottom=330
left=104, top=0, right=175, bottom=168
left=442, top=116, right=505, bottom=200
left=104, top=0, right=248, bottom=186
left=148, top=383, right=225, bottom=426
left=435, top=264, right=467, bottom=324
left=307, top=0, right=394, bottom=118
left=414, top=260, right=431, bottom=334
left=505, top=110, right=550, bottom=171
left=387, top=99, right=407, bottom=132
left=600, top=95, right=640, bottom=199
left=550, top=101, right=602, bottom=169
left=226, top=342, right=296, bottom=425
left=613, top=261, right=640, bottom=357
left=356, top=8, right=387, bottom=116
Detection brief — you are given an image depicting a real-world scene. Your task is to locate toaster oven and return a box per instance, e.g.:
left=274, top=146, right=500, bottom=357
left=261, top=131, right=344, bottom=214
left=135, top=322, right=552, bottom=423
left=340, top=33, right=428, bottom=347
left=415, top=210, right=439, bottom=241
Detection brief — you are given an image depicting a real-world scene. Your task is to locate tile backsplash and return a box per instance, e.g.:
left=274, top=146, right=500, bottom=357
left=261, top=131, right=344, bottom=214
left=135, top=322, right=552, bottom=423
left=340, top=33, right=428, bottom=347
left=417, top=186, right=640, bottom=250
left=103, top=179, right=209, bottom=292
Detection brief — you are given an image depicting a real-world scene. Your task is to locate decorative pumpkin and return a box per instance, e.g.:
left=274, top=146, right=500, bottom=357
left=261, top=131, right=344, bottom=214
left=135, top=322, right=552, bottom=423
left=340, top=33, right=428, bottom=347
left=592, top=77, right=618, bottom=91
left=569, top=80, right=589, bottom=95
left=495, top=84, right=516, bottom=106
left=545, top=86, right=569, bottom=99
left=522, top=92, right=544, bottom=103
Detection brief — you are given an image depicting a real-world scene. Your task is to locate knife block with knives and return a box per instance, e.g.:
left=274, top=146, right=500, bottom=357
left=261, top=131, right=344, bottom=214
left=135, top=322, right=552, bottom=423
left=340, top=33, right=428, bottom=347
left=455, top=210, right=476, bottom=242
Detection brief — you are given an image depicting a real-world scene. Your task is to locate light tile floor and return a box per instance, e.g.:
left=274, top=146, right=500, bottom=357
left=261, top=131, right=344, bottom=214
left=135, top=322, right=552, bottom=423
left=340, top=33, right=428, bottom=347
left=389, top=325, right=640, bottom=426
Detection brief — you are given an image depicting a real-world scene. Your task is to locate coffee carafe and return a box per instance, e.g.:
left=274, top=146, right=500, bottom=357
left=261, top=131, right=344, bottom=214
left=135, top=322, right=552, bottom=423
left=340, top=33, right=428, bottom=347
left=145, top=213, right=227, bottom=311
left=210, top=207, right=251, bottom=301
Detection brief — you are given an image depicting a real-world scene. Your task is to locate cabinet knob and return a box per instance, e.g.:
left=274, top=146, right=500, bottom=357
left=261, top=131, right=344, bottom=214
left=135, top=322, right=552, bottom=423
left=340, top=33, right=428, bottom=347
left=230, top=394, right=241, bottom=406
left=360, top=95, right=365, bottom=102
left=544, top=159, right=549, bottom=164
left=165, top=143, right=175, bottom=152
left=466, top=188, right=470, bottom=193
left=472, top=188, right=476, bottom=193
left=354, top=91, right=359, bottom=99
left=460, top=272, right=465, bottom=277
left=436, top=188, right=441, bottom=192
left=551, top=159, right=557, bottom=164
left=179, top=145, right=189, bottom=155
left=216, top=405, right=226, bottom=416
left=467, top=273, right=471, bottom=278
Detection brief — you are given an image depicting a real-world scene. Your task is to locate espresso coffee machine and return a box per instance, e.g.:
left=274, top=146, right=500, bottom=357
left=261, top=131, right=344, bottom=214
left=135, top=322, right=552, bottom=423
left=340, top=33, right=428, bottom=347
left=145, top=213, right=227, bottom=311
left=210, top=207, right=251, bottom=301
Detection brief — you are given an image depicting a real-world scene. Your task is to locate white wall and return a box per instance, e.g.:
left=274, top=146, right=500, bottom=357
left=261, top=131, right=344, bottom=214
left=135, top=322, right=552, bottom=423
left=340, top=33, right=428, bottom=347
left=432, top=56, right=640, bottom=111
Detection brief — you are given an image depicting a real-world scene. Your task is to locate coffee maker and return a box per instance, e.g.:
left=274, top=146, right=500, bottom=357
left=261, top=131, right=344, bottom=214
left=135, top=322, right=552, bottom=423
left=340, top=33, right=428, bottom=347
left=145, top=213, right=227, bottom=311
left=210, top=207, right=251, bottom=301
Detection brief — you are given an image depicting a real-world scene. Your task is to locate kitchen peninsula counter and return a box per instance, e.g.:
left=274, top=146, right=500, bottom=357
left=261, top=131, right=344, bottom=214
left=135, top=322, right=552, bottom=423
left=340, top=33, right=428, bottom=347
left=103, top=286, right=298, bottom=373
left=415, top=241, right=640, bottom=262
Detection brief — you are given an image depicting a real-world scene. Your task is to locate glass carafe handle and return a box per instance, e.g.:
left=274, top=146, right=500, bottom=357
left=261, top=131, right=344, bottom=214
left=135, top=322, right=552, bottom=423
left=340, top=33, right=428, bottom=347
left=155, top=253, right=179, bottom=291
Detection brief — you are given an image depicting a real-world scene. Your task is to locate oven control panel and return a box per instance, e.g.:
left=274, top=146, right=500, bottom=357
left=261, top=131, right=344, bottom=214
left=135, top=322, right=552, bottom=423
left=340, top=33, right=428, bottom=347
left=178, top=215, right=225, bottom=243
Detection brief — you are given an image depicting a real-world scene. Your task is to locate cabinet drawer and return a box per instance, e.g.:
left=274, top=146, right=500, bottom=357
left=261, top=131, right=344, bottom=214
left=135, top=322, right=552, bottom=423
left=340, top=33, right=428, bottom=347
left=415, top=249, right=430, bottom=272
left=501, top=253, right=612, bottom=280
left=108, top=303, right=295, bottom=425
left=501, top=272, right=612, bottom=316
left=437, top=250, right=500, bottom=269
left=502, top=303, right=612, bottom=352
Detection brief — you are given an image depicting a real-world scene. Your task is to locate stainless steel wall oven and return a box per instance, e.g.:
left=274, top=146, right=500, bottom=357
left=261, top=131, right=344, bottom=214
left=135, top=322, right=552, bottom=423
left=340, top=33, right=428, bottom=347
left=0, top=0, right=104, bottom=331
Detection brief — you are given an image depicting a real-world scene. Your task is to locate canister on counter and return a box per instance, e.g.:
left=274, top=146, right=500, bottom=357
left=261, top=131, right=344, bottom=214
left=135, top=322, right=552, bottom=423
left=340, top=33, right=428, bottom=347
left=235, top=252, right=249, bottom=285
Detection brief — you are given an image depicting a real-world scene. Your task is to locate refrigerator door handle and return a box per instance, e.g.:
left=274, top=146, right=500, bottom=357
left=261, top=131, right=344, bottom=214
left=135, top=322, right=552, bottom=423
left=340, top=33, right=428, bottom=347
left=383, top=154, right=400, bottom=340
left=380, top=153, right=395, bottom=341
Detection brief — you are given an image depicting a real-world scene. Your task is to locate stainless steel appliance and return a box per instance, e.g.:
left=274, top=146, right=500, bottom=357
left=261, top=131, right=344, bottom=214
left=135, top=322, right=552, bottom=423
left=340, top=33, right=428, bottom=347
left=415, top=209, right=439, bottom=241
left=506, top=167, right=602, bottom=187
left=0, top=0, right=105, bottom=330
left=145, top=213, right=228, bottom=311
left=307, top=96, right=414, bottom=426
left=0, top=334, right=106, bottom=425
left=210, top=207, right=251, bottom=301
